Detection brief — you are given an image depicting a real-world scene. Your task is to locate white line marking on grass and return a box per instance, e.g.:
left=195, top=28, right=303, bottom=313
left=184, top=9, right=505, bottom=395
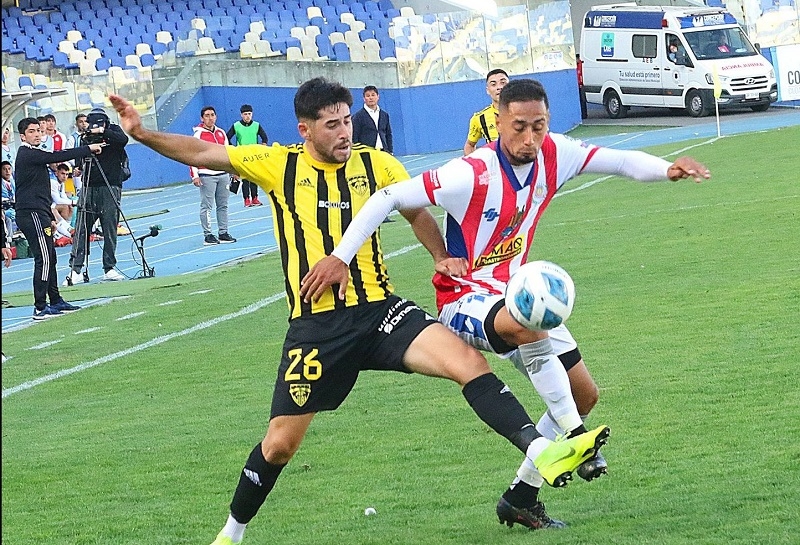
left=2, top=293, right=286, bottom=398
left=75, top=327, right=102, bottom=334
left=158, top=300, right=183, bottom=306
left=29, top=339, right=63, bottom=350
left=117, top=311, right=146, bottom=321
left=190, top=289, right=214, bottom=295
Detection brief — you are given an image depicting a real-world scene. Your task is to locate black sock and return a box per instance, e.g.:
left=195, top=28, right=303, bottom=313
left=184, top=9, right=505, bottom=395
left=502, top=481, right=540, bottom=508
left=229, top=443, right=286, bottom=524
left=568, top=424, right=588, bottom=438
left=462, top=373, right=540, bottom=453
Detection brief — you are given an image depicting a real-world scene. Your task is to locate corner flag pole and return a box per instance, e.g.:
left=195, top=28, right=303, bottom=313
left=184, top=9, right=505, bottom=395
left=712, top=62, right=722, bottom=138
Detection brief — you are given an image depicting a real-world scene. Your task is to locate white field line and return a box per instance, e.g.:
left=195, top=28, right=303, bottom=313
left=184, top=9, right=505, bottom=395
left=0, top=133, right=767, bottom=398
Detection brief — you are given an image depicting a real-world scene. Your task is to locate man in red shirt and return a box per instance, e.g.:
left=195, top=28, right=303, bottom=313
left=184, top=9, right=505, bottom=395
left=190, top=106, right=236, bottom=246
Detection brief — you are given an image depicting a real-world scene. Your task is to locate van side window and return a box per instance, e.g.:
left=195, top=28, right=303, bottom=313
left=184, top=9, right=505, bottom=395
left=632, top=34, right=658, bottom=59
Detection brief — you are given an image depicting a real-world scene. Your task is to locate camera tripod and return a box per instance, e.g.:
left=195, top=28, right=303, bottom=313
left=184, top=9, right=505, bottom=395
left=65, top=152, right=154, bottom=285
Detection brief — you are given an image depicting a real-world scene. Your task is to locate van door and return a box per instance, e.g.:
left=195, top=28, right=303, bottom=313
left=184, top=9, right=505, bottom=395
left=663, top=32, right=688, bottom=108
left=623, top=32, right=664, bottom=107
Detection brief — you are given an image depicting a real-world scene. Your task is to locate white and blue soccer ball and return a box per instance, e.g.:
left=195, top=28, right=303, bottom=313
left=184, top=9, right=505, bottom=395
left=504, top=260, right=576, bottom=331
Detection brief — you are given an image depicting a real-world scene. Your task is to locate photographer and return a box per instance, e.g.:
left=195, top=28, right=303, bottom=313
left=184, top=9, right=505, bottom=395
left=14, top=117, right=102, bottom=319
left=65, top=108, right=129, bottom=284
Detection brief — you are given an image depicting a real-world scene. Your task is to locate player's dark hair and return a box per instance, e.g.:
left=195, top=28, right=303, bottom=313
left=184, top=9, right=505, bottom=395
left=363, top=85, right=378, bottom=95
left=240, top=104, right=253, bottom=113
left=1, top=160, right=11, bottom=168
left=294, top=77, right=353, bottom=121
left=43, top=113, right=56, bottom=122
left=56, top=163, right=70, bottom=172
left=200, top=106, right=216, bottom=117
left=18, top=117, right=39, bottom=134
left=75, top=113, right=87, bottom=122
left=486, top=68, right=508, bottom=81
left=499, top=79, right=549, bottom=110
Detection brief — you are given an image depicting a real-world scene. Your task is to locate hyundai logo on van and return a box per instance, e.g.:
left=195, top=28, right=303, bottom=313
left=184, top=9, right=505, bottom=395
left=745, top=78, right=756, bottom=85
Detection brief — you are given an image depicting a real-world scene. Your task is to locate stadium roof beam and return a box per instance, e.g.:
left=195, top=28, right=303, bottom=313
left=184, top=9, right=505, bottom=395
left=2, top=88, right=68, bottom=132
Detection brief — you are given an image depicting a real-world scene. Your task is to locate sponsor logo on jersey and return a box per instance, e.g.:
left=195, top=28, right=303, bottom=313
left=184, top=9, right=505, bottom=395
left=483, top=208, right=499, bottom=222
left=499, top=207, right=525, bottom=239
left=318, top=200, right=351, bottom=209
left=240, top=151, right=270, bottom=162
left=478, top=170, right=490, bottom=186
left=348, top=174, right=369, bottom=195
left=427, top=169, right=441, bottom=190
left=475, top=236, right=523, bottom=267
left=532, top=182, right=547, bottom=205
left=378, top=298, right=427, bottom=334
left=289, top=384, right=311, bottom=407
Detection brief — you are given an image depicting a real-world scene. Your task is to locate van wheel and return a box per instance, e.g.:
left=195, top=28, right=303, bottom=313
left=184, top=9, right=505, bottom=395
left=686, top=90, right=709, bottom=117
left=750, top=103, right=770, bottom=112
left=604, top=90, right=627, bottom=119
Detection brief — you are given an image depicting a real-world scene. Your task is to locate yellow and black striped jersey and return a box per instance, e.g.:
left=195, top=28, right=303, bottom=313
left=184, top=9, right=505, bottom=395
left=466, top=104, right=499, bottom=145
left=228, top=142, right=410, bottom=320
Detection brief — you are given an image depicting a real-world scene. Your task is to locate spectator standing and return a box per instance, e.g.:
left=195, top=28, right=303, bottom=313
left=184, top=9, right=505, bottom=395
left=226, top=104, right=267, bottom=208
left=67, top=113, right=89, bottom=195
left=351, top=85, right=393, bottom=154
left=191, top=106, right=236, bottom=246
left=14, top=117, right=100, bottom=319
left=41, top=113, right=67, bottom=152
left=65, top=108, right=129, bottom=285
left=463, top=69, right=509, bottom=155
left=2, top=127, right=17, bottom=165
left=2, top=160, right=16, bottom=236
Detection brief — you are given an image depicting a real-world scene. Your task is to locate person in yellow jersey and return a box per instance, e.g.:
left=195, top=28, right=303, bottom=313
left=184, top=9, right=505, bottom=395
left=109, top=78, right=609, bottom=545
left=463, top=68, right=509, bottom=155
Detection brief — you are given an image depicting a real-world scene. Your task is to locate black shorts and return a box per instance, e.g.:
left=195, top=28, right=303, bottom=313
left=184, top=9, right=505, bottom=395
left=270, top=295, right=437, bottom=418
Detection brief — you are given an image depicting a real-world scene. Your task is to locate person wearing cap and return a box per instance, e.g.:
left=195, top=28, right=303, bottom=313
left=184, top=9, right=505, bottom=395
left=226, top=104, right=268, bottom=208
left=64, top=107, right=129, bottom=285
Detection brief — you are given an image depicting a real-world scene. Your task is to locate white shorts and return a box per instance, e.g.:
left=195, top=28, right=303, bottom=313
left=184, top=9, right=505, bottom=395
left=439, top=292, right=579, bottom=359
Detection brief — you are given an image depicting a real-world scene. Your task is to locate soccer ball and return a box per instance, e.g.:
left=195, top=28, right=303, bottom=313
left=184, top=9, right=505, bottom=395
left=504, top=261, right=576, bottom=331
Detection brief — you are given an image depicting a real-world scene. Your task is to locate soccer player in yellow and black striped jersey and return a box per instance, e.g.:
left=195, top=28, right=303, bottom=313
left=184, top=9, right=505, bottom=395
left=463, top=68, right=509, bottom=156
left=110, top=79, right=609, bottom=544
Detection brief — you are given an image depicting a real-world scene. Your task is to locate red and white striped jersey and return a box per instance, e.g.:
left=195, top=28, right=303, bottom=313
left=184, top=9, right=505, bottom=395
left=189, top=124, right=229, bottom=178
left=425, top=134, right=599, bottom=310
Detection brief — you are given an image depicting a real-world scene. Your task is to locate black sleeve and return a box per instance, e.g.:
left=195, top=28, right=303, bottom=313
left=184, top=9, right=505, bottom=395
left=257, top=125, right=268, bottom=144
left=226, top=125, right=237, bottom=143
left=22, top=146, right=92, bottom=165
left=385, top=113, right=393, bottom=154
left=104, top=124, right=129, bottom=146
left=352, top=111, right=362, bottom=144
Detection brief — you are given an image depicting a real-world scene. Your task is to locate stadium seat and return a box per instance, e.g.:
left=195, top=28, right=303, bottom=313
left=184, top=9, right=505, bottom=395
left=156, top=31, right=174, bottom=45
left=85, top=47, right=103, bottom=63
left=332, top=41, right=349, bottom=61
left=67, top=30, right=83, bottom=43
left=79, top=58, right=97, bottom=75
left=95, top=57, right=112, bottom=72
left=399, top=6, right=415, bottom=17
left=140, top=53, right=157, bottom=67
left=18, top=75, right=34, bottom=89
left=286, top=45, right=303, bottom=60
left=254, top=39, right=281, bottom=57
left=196, top=36, right=224, bottom=55
left=59, top=39, right=76, bottom=53
left=239, top=41, right=256, bottom=58
left=136, top=43, right=153, bottom=56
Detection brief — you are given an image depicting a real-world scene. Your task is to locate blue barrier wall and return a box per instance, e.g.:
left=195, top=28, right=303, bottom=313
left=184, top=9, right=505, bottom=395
left=123, top=69, right=581, bottom=189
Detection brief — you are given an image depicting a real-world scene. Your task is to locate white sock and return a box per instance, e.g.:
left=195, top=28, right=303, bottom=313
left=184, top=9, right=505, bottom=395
left=220, top=514, right=246, bottom=543
left=56, top=219, right=72, bottom=238
left=536, top=410, right=561, bottom=440
left=517, top=436, right=549, bottom=488
left=517, top=339, right=583, bottom=433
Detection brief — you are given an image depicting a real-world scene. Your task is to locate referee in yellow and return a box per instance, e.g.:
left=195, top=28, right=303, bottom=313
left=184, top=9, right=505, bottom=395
left=110, top=79, right=608, bottom=545
left=463, top=68, right=509, bottom=155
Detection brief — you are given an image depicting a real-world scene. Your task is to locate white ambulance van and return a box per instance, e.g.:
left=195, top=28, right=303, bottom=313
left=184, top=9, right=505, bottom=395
left=579, top=4, right=778, bottom=118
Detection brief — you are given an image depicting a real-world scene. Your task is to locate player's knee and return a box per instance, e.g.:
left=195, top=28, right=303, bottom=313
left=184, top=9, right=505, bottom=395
left=261, top=434, right=301, bottom=465
left=574, top=380, right=599, bottom=415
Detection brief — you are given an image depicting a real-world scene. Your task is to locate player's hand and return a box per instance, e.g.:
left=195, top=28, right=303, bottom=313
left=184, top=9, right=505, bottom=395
left=108, top=94, right=142, bottom=139
left=300, top=255, right=350, bottom=303
left=668, top=156, right=711, bottom=182
left=435, top=256, right=468, bottom=278
left=192, top=177, right=202, bottom=187
left=88, top=143, right=104, bottom=154
left=2, top=247, right=12, bottom=268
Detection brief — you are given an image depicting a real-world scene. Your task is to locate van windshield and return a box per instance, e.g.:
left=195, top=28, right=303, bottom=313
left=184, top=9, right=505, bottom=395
left=685, top=27, right=758, bottom=60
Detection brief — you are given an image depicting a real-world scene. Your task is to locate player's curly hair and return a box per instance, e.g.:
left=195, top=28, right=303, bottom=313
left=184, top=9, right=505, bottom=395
left=499, top=79, right=549, bottom=110
left=294, top=77, right=353, bottom=121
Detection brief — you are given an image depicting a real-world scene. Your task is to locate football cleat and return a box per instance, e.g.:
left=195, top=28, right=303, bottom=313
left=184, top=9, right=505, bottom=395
left=534, top=425, right=610, bottom=488
left=496, top=497, right=566, bottom=530
left=210, top=533, right=238, bottom=545
left=577, top=451, right=608, bottom=482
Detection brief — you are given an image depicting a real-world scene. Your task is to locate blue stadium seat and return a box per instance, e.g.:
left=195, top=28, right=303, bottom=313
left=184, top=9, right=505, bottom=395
left=315, top=33, right=332, bottom=58
left=127, top=5, right=143, bottom=17
left=53, top=50, right=78, bottom=69
left=140, top=53, right=156, bottom=66
left=75, top=20, right=90, bottom=32
left=50, top=11, right=65, bottom=25
left=65, top=11, right=82, bottom=23
left=358, top=29, right=373, bottom=41
left=24, top=45, right=41, bottom=62
left=110, top=7, right=127, bottom=18
left=95, top=57, right=112, bottom=71
left=76, top=39, right=92, bottom=51
left=75, top=1, right=91, bottom=12
left=96, top=8, right=112, bottom=20
left=157, top=3, right=174, bottom=13
left=332, top=41, right=349, bottom=61
left=33, top=13, right=49, bottom=26
left=143, top=4, right=158, bottom=16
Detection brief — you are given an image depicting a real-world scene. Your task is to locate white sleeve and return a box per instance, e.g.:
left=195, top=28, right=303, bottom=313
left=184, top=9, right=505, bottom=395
left=51, top=179, right=72, bottom=205
left=583, top=146, right=671, bottom=182
left=331, top=175, right=431, bottom=264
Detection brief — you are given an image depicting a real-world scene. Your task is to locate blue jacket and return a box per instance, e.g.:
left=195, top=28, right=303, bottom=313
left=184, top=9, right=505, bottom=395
left=352, top=107, right=393, bottom=154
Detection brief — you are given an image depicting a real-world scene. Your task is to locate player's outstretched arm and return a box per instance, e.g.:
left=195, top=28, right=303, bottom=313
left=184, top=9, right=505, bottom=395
left=667, top=156, right=711, bottom=182
left=109, top=94, right=234, bottom=174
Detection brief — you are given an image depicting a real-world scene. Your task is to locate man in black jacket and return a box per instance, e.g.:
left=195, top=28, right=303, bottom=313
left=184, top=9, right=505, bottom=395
left=65, top=108, right=129, bottom=285
left=351, top=85, right=393, bottom=154
left=14, top=117, right=103, bottom=319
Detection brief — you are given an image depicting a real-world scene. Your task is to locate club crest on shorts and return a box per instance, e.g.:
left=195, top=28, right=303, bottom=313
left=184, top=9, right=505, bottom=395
left=289, top=384, right=311, bottom=407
